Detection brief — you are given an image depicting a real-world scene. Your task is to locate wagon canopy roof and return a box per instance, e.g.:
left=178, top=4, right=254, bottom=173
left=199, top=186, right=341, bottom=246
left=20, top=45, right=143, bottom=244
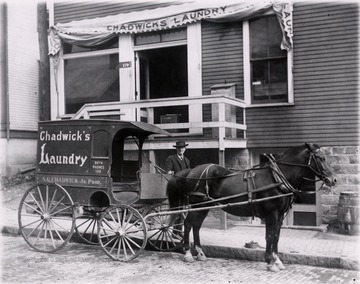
left=39, top=119, right=173, bottom=137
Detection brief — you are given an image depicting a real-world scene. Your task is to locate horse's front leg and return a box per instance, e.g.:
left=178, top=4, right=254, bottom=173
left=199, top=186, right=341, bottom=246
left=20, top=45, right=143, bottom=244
left=192, top=210, right=208, bottom=261
left=273, top=217, right=285, bottom=270
left=265, top=215, right=280, bottom=272
left=183, top=219, right=195, bottom=262
left=193, top=226, right=207, bottom=261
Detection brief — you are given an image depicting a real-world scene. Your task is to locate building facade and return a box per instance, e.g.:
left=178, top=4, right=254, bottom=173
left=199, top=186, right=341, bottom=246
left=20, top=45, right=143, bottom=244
left=0, top=1, right=44, bottom=177
left=4, top=0, right=359, bottom=226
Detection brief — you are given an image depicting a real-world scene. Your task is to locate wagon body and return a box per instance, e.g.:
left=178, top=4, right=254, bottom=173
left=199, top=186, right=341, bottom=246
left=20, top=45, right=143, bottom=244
left=35, top=119, right=171, bottom=207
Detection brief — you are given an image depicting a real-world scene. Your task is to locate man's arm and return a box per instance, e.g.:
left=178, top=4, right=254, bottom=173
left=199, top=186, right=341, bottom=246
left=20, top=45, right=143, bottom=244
left=165, top=156, right=174, bottom=174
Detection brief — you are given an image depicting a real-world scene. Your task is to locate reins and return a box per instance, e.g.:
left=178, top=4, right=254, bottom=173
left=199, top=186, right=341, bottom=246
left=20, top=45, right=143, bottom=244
left=144, top=146, right=326, bottom=197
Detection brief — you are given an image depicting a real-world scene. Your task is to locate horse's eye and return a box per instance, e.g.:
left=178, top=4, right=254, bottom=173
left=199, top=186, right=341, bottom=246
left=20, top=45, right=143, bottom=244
left=318, top=156, right=325, bottom=162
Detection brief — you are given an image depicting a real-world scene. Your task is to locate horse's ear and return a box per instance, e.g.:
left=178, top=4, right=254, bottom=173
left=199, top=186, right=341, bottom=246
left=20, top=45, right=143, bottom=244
left=305, top=143, right=320, bottom=153
left=305, top=143, right=313, bottom=152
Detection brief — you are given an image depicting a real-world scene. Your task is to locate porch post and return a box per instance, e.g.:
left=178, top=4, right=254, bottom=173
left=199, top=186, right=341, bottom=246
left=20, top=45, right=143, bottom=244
left=219, top=149, right=227, bottom=230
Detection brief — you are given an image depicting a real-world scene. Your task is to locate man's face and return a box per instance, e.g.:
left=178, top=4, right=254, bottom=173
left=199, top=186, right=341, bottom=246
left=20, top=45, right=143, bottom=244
left=176, top=146, right=186, bottom=156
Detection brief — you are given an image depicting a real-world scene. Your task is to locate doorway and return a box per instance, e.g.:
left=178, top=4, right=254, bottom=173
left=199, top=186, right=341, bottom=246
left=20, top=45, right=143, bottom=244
left=136, top=45, right=188, bottom=125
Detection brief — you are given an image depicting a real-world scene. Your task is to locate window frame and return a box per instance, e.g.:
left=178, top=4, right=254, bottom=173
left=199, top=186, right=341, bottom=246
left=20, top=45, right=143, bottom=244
left=54, top=44, right=120, bottom=119
left=243, top=14, right=293, bottom=107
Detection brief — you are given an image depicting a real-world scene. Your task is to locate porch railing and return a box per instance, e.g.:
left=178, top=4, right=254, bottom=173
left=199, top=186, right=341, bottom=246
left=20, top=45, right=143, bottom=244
left=71, top=95, right=247, bottom=149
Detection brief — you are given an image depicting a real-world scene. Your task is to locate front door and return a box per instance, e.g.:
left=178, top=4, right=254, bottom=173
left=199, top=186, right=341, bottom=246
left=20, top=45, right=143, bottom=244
left=135, top=52, right=150, bottom=122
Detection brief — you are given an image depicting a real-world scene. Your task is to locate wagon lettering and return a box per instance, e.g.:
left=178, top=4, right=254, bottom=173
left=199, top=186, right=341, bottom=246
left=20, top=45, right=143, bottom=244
left=39, top=130, right=90, bottom=141
left=39, top=143, right=88, bottom=167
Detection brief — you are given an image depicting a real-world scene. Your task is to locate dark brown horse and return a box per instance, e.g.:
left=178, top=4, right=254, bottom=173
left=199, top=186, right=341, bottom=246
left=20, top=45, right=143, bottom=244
left=167, top=143, right=336, bottom=272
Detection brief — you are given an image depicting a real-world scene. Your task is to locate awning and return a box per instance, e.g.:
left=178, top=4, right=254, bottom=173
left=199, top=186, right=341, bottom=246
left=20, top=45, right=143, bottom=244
left=48, top=0, right=293, bottom=56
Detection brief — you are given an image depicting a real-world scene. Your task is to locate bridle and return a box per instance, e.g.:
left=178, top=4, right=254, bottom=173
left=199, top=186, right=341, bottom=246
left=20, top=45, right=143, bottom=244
left=265, top=149, right=329, bottom=194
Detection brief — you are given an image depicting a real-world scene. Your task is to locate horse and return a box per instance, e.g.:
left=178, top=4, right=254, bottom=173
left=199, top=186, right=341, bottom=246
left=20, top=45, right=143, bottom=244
left=167, top=143, right=336, bottom=272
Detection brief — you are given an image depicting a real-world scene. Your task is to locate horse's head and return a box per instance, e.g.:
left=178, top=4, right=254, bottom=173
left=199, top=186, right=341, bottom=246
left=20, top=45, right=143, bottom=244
left=305, top=143, right=337, bottom=187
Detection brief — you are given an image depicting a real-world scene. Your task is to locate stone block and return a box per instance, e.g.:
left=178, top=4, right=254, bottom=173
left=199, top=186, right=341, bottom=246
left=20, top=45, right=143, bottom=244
left=327, top=155, right=350, bottom=165
left=333, top=175, right=348, bottom=185
left=348, top=175, right=360, bottom=185
left=335, top=165, right=359, bottom=175
left=350, top=155, right=360, bottom=164
left=322, top=205, right=338, bottom=216
left=344, top=146, right=360, bottom=155
left=333, top=147, right=345, bottom=155
left=321, top=147, right=332, bottom=155
left=321, top=195, right=340, bottom=206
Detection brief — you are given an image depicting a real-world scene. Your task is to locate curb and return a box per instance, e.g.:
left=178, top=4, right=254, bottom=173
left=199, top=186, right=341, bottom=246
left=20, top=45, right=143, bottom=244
left=3, top=224, right=359, bottom=271
left=202, top=244, right=359, bottom=271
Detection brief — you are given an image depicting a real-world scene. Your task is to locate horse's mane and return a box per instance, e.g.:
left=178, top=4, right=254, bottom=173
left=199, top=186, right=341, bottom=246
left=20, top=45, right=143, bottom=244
left=274, top=143, right=321, bottom=161
left=274, top=144, right=307, bottom=160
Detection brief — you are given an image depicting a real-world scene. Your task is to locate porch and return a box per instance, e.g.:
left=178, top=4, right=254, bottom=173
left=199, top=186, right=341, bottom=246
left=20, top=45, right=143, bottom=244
left=71, top=94, right=247, bottom=150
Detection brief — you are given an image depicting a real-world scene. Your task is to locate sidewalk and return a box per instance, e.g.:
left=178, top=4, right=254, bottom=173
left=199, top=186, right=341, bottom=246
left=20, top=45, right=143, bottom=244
left=200, top=217, right=359, bottom=271
left=1, top=185, right=359, bottom=271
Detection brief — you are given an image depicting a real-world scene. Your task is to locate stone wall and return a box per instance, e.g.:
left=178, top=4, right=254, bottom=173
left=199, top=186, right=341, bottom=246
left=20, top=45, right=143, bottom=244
left=321, top=146, right=360, bottom=224
left=225, top=149, right=250, bottom=171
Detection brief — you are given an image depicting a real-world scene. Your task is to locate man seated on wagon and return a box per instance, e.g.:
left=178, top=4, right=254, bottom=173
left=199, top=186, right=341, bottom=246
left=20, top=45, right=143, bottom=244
left=165, top=141, right=191, bottom=175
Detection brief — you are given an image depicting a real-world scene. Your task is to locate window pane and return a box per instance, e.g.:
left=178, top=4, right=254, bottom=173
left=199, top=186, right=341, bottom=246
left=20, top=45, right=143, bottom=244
left=134, top=28, right=186, bottom=46
left=251, top=58, right=287, bottom=103
left=250, top=15, right=288, bottom=104
left=250, top=16, right=286, bottom=59
left=63, top=37, right=118, bottom=54
left=64, top=54, right=119, bottom=114
left=93, top=130, right=110, bottom=157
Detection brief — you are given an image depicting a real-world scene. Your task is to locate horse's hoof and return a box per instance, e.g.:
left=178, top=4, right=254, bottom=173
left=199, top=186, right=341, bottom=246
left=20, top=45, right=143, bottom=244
left=184, top=255, right=195, bottom=263
left=267, top=264, right=280, bottom=272
left=275, top=262, right=286, bottom=270
left=196, top=253, right=207, bottom=261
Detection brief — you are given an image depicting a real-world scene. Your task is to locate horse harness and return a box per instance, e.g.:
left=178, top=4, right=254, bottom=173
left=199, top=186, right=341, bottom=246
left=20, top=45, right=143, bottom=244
left=184, top=150, right=325, bottom=218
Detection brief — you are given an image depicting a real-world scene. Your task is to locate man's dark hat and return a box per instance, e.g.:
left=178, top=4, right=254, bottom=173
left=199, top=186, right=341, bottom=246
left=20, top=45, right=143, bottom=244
left=173, top=140, right=188, bottom=148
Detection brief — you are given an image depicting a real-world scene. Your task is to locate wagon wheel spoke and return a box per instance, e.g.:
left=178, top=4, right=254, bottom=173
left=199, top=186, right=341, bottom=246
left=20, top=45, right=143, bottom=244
left=18, top=183, right=75, bottom=253
left=146, top=203, right=184, bottom=252
left=24, top=219, right=45, bottom=240
left=98, top=205, right=146, bottom=262
left=50, top=204, right=73, bottom=217
left=75, top=216, right=99, bottom=245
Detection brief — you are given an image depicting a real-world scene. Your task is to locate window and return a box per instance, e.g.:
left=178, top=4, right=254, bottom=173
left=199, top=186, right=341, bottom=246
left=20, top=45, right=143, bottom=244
left=61, top=42, right=120, bottom=115
left=244, top=15, right=293, bottom=106
left=134, top=28, right=186, bottom=46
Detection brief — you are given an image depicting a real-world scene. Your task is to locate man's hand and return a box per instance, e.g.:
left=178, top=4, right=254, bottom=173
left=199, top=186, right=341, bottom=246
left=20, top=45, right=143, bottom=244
left=167, top=171, right=174, bottom=175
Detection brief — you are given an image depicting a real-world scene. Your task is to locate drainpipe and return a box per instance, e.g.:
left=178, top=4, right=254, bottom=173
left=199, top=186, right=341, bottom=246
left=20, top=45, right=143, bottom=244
left=1, top=3, right=9, bottom=140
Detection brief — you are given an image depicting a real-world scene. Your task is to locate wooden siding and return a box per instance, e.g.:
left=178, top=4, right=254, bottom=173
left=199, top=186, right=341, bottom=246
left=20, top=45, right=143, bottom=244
left=201, top=20, right=243, bottom=129
left=7, top=2, right=39, bottom=131
left=246, top=1, right=359, bottom=148
left=54, top=0, right=190, bottom=24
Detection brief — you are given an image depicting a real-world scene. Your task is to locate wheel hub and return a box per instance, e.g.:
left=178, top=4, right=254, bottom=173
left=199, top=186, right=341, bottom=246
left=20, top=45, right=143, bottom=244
left=117, top=228, right=126, bottom=237
left=42, top=212, right=51, bottom=221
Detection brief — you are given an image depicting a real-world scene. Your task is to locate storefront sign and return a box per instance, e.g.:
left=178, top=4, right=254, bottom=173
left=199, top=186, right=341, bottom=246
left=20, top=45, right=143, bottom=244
left=49, top=1, right=293, bottom=56
left=106, top=7, right=227, bottom=33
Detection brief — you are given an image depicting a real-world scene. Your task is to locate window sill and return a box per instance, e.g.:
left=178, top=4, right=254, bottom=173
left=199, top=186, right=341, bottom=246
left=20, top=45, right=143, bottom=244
left=247, top=102, right=295, bottom=108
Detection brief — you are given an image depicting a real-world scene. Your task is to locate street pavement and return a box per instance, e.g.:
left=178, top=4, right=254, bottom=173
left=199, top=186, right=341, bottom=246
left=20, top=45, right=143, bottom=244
left=1, top=182, right=360, bottom=273
left=1, top=234, right=359, bottom=284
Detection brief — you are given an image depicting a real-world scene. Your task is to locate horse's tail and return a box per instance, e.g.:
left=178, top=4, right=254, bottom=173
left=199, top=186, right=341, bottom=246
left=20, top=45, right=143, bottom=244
left=167, top=168, right=192, bottom=210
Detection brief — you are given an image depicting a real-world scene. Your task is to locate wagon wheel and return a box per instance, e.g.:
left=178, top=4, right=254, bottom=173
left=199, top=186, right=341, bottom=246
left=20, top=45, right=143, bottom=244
left=75, top=206, right=110, bottom=245
left=18, top=183, right=75, bottom=253
left=75, top=209, right=100, bottom=245
left=97, top=205, right=147, bottom=261
left=145, top=204, right=185, bottom=252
